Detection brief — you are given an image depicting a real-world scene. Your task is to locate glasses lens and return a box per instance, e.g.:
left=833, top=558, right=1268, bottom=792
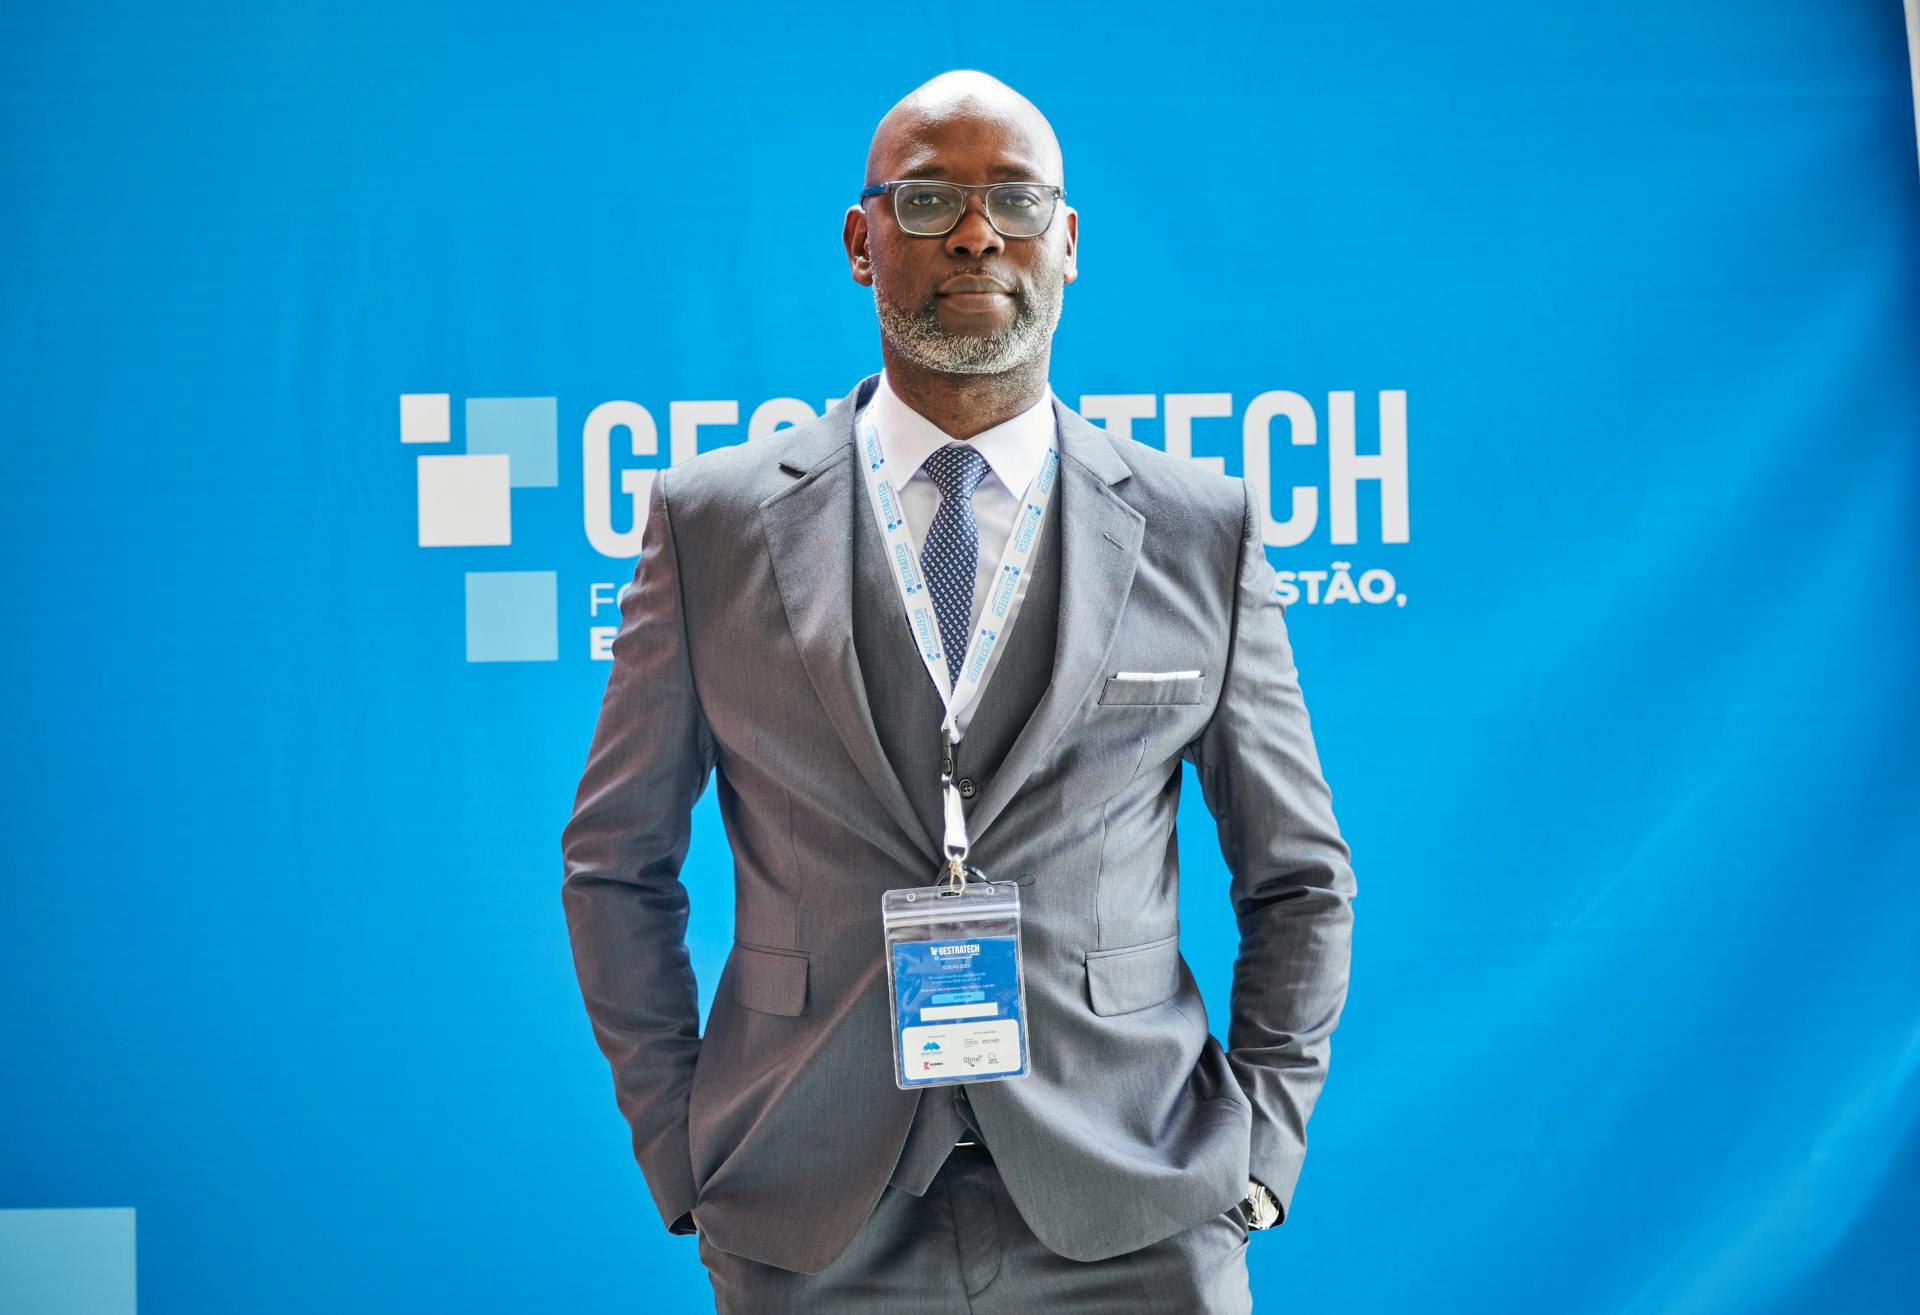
left=893, top=183, right=964, bottom=235
left=986, top=184, right=1055, bottom=237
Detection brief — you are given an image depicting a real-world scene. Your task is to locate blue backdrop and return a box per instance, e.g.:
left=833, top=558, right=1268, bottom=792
left=4, top=3, right=1917, bottom=1312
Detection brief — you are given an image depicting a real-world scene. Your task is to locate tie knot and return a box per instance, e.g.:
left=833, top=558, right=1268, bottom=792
left=921, top=443, right=992, bottom=499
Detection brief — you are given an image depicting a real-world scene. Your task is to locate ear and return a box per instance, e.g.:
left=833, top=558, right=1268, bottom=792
left=1061, top=205, right=1078, bottom=286
left=844, top=205, right=874, bottom=287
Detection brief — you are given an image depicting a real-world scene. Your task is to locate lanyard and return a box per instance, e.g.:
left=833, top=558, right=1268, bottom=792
left=857, top=411, right=1062, bottom=882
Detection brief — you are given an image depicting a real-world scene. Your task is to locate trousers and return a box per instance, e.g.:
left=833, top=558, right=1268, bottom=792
left=696, top=1142, right=1255, bottom=1314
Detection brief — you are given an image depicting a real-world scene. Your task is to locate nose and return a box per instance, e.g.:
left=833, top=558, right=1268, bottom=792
left=943, top=193, right=1004, bottom=258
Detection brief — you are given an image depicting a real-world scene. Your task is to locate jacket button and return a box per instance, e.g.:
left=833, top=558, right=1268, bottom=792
left=957, top=777, right=978, bottom=799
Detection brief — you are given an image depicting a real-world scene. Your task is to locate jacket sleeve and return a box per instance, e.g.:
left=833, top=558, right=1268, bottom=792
left=561, top=469, right=717, bottom=1237
left=1181, top=478, right=1357, bottom=1225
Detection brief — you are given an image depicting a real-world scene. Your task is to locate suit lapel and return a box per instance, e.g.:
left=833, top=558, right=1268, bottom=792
left=962, top=400, right=1144, bottom=841
left=762, top=378, right=940, bottom=866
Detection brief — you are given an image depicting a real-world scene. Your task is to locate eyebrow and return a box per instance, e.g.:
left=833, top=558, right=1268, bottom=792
left=898, top=162, right=1047, bottom=182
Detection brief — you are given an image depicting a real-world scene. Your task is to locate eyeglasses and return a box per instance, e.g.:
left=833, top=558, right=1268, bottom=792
left=859, top=179, right=1064, bottom=238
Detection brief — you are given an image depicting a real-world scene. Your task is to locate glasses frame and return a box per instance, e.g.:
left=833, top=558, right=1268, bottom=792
left=859, top=179, right=1066, bottom=239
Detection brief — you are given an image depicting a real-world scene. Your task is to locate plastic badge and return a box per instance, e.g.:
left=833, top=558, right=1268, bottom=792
left=882, top=878, right=1030, bottom=1089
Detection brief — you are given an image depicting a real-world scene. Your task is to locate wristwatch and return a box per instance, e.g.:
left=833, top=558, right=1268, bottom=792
left=1240, top=1178, right=1281, bottom=1230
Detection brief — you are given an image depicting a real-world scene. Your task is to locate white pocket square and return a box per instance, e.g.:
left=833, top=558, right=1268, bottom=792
left=1110, top=670, right=1201, bottom=681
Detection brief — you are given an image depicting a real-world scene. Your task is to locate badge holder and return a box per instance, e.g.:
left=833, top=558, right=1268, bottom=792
left=883, top=878, right=1029, bottom=1089
left=881, top=732, right=1031, bottom=1089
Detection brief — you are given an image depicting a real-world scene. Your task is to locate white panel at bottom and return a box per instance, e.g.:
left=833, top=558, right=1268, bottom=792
left=902, top=1018, right=1022, bottom=1079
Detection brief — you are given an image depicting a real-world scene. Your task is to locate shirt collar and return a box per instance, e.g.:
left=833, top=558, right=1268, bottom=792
left=867, top=368, right=1057, bottom=498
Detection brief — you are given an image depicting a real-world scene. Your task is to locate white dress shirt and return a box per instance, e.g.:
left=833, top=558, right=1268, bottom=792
left=861, top=368, right=1059, bottom=740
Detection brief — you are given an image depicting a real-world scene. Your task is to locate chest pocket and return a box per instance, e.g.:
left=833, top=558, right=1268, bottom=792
left=1097, top=673, right=1205, bottom=706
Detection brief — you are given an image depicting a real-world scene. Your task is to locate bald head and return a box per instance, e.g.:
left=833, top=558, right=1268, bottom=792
left=865, top=70, right=1064, bottom=188
left=846, top=69, right=1077, bottom=395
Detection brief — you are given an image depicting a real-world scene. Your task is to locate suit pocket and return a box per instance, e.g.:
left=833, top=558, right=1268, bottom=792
left=1225, top=1201, right=1253, bottom=1241
left=1085, top=931, right=1182, bottom=1015
left=1098, top=673, right=1205, bottom=706
left=729, top=941, right=808, bottom=1016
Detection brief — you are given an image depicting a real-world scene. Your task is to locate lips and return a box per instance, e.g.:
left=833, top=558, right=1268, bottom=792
left=938, top=276, right=1013, bottom=295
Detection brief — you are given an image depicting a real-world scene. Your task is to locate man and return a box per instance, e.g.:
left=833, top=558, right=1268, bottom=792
left=561, top=70, right=1356, bottom=1313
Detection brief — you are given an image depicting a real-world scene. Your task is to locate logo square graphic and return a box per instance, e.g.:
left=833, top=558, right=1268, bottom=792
left=0, top=1208, right=137, bottom=1315
left=418, top=454, right=511, bottom=547
left=399, top=393, right=450, bottom=443
left=466, top=397, right=558, bottom=488
left=465, top=571, right=557, bottom=663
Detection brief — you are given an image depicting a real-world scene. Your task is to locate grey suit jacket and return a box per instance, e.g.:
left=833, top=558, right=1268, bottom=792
left=561, top=373, right=1356, bottom=1275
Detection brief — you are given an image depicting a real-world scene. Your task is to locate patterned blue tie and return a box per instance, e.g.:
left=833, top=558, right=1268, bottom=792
left=919, top=443, right=993, bottom=690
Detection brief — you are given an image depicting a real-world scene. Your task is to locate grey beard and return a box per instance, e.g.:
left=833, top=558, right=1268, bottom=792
left=872, top=275, right=1065, bottom=376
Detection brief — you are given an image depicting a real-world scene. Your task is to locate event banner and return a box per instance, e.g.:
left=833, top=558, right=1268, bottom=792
left=4, top=3, right=1916, bottom=1312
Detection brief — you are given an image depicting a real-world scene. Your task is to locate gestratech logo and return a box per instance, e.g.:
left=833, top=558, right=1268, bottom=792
left=399, top=389, right=1411, bottom=665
